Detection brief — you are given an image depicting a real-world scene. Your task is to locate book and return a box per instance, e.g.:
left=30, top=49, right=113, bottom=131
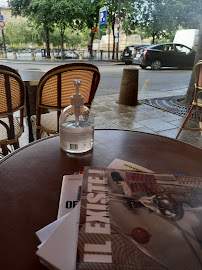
left=57, top=174, right=83, bottom=219
left=76, top=167, right=202, bottom=270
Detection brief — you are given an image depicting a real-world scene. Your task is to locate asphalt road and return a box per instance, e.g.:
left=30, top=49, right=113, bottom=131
left=0, top=58, right=192, bottom=97
left=97, top=64, right=192, bottom=96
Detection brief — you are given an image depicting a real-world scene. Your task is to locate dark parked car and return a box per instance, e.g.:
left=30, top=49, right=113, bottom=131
left=121, top=45, right=148, bottom=65
left=133, top=43, right=196, bottom=70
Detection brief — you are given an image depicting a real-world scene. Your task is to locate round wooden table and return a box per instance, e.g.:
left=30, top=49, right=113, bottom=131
left=1, top=130, right=202, bottom=270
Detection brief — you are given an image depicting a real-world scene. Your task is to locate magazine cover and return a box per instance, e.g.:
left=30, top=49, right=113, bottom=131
left=76, top=167, right=202, bottom=270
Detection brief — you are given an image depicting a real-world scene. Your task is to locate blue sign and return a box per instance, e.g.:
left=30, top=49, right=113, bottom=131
left=0, top=15, right=3, bottom=20
left=100, top=8, right=107, bottom=26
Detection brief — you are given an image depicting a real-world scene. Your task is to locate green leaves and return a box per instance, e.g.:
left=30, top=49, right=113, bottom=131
left=133, top=0, right=201, bottom=43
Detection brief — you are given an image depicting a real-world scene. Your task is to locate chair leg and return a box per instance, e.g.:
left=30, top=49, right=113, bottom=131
left=176, top=104, right=194, bottom=139
left=36, top=128, right=42, bottom=140
left=13, top=140, right=20, bottom=150
left=1, top=144, right=9, bottom=156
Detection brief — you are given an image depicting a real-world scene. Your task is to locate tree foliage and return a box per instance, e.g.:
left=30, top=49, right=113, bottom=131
left=51, top=0, right=83, bottom=58
left=5, top=22, right=32, bottom=45
left=133, top=0, right=201, bottom=43
left=7, top=0, right=202, bottom=57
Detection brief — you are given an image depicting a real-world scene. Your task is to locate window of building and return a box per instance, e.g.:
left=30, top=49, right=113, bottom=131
left=4, top=14, right=7, bottom=19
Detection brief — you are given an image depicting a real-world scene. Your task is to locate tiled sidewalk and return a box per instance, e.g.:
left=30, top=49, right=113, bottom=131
left=16, top=92, right=202, bottom=151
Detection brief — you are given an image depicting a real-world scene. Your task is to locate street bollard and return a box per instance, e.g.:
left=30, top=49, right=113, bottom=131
left=51, top=53, right=55, bottom=61
left=13, top=52, right=17, bottom=60
left=79, top=53, right=83, bottom=61
left=3, top=51, right=7, bottom=58
left=31, top=52, right=35, bottom=61
left=100, top=50, right=103, bottom=60
left=119, top=67, right=139, bottom=106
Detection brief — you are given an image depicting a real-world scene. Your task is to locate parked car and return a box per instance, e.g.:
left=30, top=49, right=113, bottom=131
left=121, top=45, right=148, bottom=65
left=133, top=43, right=196, bottom=70
left=55, top=50, right=79, bottom=59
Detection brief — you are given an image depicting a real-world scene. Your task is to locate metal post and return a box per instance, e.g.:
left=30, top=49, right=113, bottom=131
left=116, top=0, right=120, bottom=62
left=108, top=27, right=110, bottom=60
left=0, top=9, right=6, bottom=53
left=98, top=12, right=100, bottom=61
left=2, top=29, right=6, bottom=53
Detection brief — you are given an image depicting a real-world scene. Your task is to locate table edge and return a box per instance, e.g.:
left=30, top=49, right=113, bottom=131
left=1, top=129, right=200, bottom=164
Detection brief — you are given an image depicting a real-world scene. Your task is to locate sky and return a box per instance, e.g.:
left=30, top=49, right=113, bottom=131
left=0, top=1, right=8, bottom=7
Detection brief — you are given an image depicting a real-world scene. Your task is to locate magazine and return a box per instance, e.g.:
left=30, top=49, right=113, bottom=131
left=76, top=167, right=202, bottom=270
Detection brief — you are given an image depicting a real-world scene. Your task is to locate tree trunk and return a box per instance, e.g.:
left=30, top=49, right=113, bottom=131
left=89, top=30, right=95, bottom=58
left=152, top=31, right=156, bottom=44
left=45, top=27, right=51, bottom=59
left=185, top=22, right=202, bottom=104
left=61, top=31, right=64, bottom=60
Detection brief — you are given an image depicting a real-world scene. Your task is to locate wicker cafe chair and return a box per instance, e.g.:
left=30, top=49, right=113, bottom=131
left=0, top=70, right=25, bottom=156
left=0, top=64, right=21, bottom=77
left=176, top=60, right=202, bottom=139
left=31, top=63, right=100, bottom=140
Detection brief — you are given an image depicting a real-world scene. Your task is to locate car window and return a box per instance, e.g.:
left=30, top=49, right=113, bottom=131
left=153, top=45, right=164, bottom=51
left=163, top=44, right=174, bottom=52
left=175, top=45, right=191, bottom=55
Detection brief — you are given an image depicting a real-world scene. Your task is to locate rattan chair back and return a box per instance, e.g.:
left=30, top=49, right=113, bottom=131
left=0, top=69, right=25, bottom=154
left=0, top=64, right=21, bottom=77
left=33, top=63, right=100, bottom=139
left=37, top=63, right=100, bottom=110
left=0, top=70, right=25, bottom=115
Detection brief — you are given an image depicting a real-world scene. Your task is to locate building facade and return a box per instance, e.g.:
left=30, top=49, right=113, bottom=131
left=0, top=6, right=27, bottom=26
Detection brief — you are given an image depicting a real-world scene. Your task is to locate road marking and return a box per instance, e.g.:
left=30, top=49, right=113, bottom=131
left=141, top=79, right=150, bottom=92
left=97, top=89, right=119, bottom=92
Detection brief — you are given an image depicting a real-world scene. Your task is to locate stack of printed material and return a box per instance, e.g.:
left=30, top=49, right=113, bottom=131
left=36, top=174, right=83, bottom=270
left=35, top=159, right=151, bottom=269
left=36, top=159, right=202, bottom=270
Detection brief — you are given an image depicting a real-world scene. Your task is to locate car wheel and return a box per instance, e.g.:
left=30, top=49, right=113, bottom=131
left=140, top=65, right=147, bottom=69
left=125, top=61, right=132, bottom=65
left=151, top=60, right=161, bottom=70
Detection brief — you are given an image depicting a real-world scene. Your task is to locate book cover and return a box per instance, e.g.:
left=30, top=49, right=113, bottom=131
left=57, top=174, right=83, bottom=219
left=76, top=167, right=202, bottom=270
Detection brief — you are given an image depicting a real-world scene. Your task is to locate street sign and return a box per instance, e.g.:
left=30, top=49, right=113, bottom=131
left=0, top=21, right=5, bottom=29
left=115, top=32, right=119, bottom=43
left=93, top=27, right=98, bottom=33
left=99, top=6, right=107, bottom=26
left=115, top=18, right=119, bottom=24
left=0, top=15, right=4, bottom=21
